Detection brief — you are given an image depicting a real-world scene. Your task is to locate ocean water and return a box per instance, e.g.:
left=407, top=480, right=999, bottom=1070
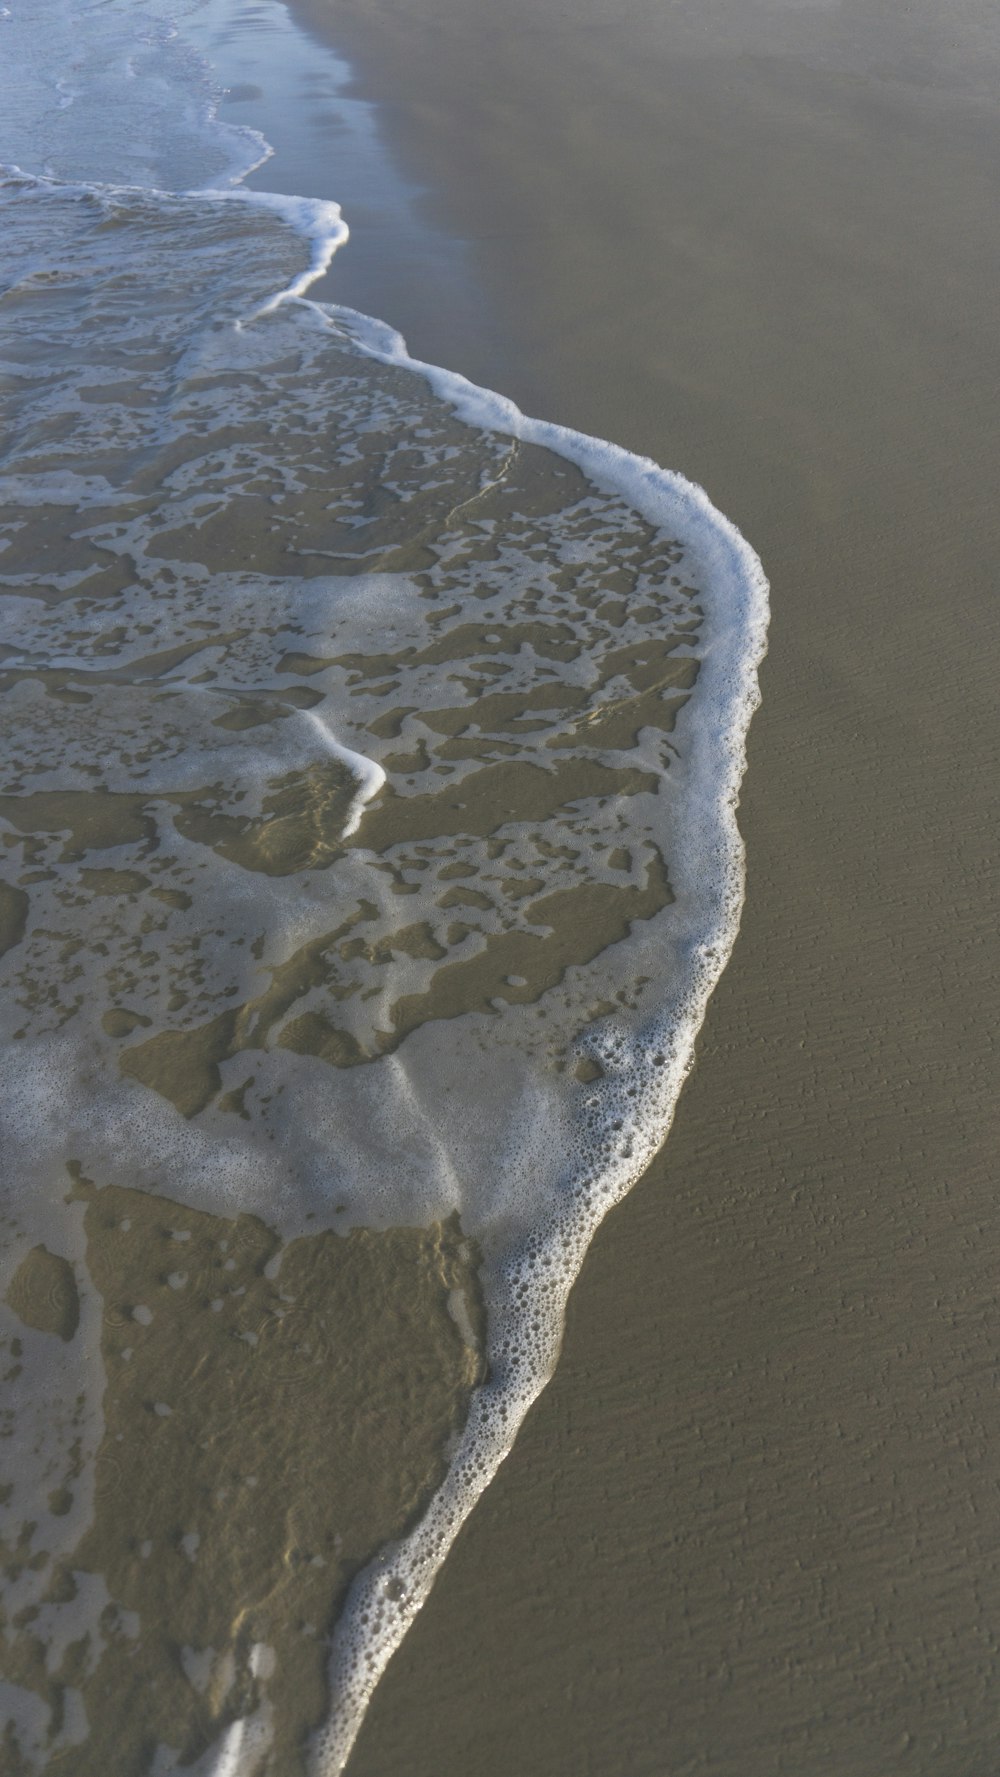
left=0, top=3, right=768, bottom=1771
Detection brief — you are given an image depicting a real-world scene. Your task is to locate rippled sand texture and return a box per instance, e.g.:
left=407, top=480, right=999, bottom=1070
left=0, top=170, right=763, bottom=1772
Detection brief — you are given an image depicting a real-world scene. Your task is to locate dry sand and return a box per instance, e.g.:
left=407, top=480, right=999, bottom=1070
left=274, top=0, right=1000, bottom=1771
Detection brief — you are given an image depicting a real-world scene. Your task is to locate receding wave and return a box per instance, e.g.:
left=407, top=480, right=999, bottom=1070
left=0, top=16, right=766, bottom=1773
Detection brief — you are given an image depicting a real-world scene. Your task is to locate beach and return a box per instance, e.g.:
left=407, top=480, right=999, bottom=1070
left=1, top=0, right=998, bottom=1770
left=270, top=1, right=1000, bottom=1771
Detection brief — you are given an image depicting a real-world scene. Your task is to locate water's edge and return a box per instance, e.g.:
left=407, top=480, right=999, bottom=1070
left=0, top=2, right=768, bottom=1763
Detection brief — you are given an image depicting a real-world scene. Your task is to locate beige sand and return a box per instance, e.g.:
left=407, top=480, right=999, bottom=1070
left=277, top=0, right=1000, bottom=1770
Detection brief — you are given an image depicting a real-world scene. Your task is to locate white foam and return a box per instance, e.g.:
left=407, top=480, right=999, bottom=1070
left=0, top=6, right=769, bottom=1772
left=194, top=185, right=350, bottom=317
left=301, top=708, right=387, bottom=838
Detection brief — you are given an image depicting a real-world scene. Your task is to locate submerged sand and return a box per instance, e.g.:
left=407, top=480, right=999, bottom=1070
left=2, top=1176, right=483, bottom=1774
left=271, top=0, right=1000, bottom=1771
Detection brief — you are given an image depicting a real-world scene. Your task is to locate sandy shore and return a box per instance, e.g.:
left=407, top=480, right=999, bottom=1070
left=287, top=1, right=999, bottom=1769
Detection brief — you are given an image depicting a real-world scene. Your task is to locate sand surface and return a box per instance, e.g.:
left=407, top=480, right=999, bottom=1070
left=2, top=1183, right=482, bottom=1775
left=270, top=0, right=1000, bottom=1771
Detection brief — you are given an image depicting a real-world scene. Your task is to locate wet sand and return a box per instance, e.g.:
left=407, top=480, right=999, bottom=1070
left=278, top=0, right=1000, bottom=1770
left=2, top=1183, right=482, bottom=1775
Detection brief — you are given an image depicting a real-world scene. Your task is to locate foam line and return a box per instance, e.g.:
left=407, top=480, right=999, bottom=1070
left=280, top=301, right=770, bottom=1775
left=0, top=165, right=350, bottom=314
left=302, top=708, right=388, bottom=838
left=191, top=186, right=351, bottom=319
left=123, top=187, right=767, bottom=1777
left=322, top=302, right=767, bottom=647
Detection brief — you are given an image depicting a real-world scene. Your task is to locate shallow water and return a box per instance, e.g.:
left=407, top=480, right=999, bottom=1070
left=0, top=3, right=766, bottom=1770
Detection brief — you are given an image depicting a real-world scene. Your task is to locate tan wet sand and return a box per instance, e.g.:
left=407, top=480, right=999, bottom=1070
left=278, top=1, right=1000, bottom=1771
left=2, top=1175, right=483, bottom=1775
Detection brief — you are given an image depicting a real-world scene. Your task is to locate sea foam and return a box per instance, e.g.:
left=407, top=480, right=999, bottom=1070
left=296, top=296, right=767, bottom=1777
left=0, top=3, right=767, bottom=1771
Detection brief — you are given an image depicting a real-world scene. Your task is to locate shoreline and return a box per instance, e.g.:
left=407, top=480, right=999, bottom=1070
left=271, top=1, right=1000, bottom=1771
left=3, top=0, right=997, bottom=1768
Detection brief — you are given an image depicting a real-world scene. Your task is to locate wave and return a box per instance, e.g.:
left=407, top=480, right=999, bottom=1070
left=0, top=4, right=767, bottom=1771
